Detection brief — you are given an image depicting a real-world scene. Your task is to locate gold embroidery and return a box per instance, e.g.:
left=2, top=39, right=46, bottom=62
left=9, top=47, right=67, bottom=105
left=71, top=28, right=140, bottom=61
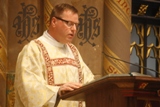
left=67, top=43, right=84, bottom=107
left=68, top=43, right=83, bottom=83
left=51, top=58, right=79, bottom=67
left=35, top=40, right=84, bottom=107
left=35, top=40, right=54, bottom=85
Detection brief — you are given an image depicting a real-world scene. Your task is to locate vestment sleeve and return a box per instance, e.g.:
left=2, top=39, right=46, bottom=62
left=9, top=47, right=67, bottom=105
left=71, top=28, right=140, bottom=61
left=14, top=41, right=59, bottom=107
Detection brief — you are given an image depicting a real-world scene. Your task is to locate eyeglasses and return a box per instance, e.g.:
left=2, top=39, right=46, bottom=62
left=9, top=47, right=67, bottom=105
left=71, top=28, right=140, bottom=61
left=54, top=16, right=79, bottom=29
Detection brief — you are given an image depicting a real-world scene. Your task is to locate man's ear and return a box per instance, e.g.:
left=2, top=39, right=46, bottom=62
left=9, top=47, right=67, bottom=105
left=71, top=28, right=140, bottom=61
left=51, top=17, right=57, bottom=27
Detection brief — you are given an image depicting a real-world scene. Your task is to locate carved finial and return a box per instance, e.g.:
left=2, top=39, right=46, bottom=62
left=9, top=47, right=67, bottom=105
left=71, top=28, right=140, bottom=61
left=137, top=5, right=148, bottom=15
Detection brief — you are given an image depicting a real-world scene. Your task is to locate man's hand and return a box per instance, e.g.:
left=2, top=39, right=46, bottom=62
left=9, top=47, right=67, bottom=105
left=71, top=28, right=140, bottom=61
left=58, top=82, right=82, bottom=96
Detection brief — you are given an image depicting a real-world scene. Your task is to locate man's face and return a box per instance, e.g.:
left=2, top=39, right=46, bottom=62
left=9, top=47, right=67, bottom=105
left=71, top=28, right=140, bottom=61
left=54, top=10, right=79, bottom=44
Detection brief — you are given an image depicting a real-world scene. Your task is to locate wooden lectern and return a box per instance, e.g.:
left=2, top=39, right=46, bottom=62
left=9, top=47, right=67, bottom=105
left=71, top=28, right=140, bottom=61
left=60, top=75, right=160, bottom=107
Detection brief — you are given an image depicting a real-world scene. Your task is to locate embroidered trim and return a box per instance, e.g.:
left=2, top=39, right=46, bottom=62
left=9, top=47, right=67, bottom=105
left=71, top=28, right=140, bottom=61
left=35, top=40, right=83, bottom=107
left=67, top=43, right=83, bottom=83
left=35, top=40, right=82, bottom=85
left=35, top=40, right=54, bottom=85
left=67, top=43, right=83, bottom=107
left=51, top=58, right=79, bottom=67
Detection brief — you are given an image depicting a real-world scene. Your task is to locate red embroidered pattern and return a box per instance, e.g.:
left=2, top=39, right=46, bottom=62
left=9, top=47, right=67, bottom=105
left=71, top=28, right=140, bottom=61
left=35, top=40, right=83, bottom=107
left=68, top=43, right=83, bottom=83
left=35, top=40, right=54, bottom=85
left=51, top=58, right=79, bottom=67
left=67, top=43, right=83, bottom=107
left=34, top=40, right=82, bottom=84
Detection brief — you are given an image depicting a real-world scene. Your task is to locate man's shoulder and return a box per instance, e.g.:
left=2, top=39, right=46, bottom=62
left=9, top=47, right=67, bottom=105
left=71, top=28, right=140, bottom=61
left=21, top=39, right=40, bottom=51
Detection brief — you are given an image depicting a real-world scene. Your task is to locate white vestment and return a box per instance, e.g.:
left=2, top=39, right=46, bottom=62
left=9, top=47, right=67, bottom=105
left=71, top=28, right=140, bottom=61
left=14, top=31, right=95, bottom=107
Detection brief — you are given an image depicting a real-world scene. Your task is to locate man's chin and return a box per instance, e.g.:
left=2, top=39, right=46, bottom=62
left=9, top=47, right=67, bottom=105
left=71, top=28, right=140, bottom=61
left=66, top=39, right=73, bottom=43
left=63, top=41, right=72, bottom=44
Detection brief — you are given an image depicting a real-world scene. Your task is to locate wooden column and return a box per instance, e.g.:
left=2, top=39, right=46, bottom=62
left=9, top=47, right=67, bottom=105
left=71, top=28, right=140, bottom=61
left=103, top=0, right=131, bottom=75
left=0, top=0, right=8, bottom=106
